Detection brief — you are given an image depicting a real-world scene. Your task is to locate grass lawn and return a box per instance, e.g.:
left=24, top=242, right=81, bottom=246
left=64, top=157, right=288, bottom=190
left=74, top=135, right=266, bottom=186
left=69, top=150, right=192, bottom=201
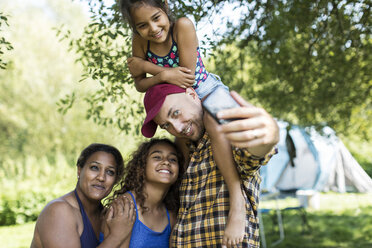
left=1, top=193, right=372, bottom=248
left=0, top=222, right=35, bottom=248
left=261, top=192, right=372, bottom=248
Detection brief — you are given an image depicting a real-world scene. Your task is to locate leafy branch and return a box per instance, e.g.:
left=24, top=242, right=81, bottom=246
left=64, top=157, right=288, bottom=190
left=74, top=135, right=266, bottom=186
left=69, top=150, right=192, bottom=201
left=0, top=13, right=13, bottom=70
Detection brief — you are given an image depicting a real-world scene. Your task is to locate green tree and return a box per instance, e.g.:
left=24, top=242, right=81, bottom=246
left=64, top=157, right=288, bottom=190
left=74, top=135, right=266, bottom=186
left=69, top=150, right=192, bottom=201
left=173, top=0, right=372, bottom=137
left=216, top=1, right=372, bottom=138
left=0, top=0, right=142, bottom=161
left=0, top=12, right=13, bottom=69
left=63, top=0, right=371, bottom=139
left=57, top=0, right=144, bottom=134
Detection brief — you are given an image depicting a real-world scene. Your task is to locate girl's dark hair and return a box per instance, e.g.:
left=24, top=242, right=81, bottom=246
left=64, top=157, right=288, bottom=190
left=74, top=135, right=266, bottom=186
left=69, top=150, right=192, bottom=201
left=110, top=138, right=184, bottom=212
left=77, top=143, right=124, bottom=184
left=118, top=0, right=174, bottom=33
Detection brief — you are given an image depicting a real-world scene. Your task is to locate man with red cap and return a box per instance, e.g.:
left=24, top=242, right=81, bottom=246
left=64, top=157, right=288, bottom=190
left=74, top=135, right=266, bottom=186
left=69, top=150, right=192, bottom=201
left=142, top=83, right=279, bottom=248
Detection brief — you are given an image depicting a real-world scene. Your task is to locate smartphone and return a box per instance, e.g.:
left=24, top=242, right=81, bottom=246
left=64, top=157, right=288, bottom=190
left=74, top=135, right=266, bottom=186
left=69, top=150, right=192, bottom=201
left=202, top=86, right=241, bottom=124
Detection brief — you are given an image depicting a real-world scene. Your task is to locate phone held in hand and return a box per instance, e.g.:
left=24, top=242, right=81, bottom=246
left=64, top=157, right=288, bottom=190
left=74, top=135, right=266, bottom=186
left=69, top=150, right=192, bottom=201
left=202, top=86, right=241, bottom=124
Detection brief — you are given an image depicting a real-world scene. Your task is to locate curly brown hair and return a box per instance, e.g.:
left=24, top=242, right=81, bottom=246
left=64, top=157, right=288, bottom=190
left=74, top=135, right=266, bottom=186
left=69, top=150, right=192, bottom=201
left=109, top=138, right=184, bottom=213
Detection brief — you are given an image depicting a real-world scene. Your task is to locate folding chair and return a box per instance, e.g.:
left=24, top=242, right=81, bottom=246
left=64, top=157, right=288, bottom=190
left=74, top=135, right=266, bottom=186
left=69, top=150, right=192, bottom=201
left=259, top=191, right=285, bottom=248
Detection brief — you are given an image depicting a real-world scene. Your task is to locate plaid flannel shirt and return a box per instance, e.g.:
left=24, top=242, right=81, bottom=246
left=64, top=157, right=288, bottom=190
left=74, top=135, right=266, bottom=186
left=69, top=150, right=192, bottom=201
left=170, top=132, right=277, bottom=248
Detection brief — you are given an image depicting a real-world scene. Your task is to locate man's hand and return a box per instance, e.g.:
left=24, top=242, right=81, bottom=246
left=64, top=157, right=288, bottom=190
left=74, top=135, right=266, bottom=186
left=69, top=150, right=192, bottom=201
left=217, top=91, right=279, bottom=157
left=161, top=67, right=195, bottom=88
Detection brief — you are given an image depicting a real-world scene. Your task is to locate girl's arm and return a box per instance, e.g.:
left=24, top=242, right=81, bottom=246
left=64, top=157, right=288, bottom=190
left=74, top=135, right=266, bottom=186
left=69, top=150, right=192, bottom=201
left=127, top=56, right=165, bottom=78
left=131, top=34, right=163, bottom=92
left=130, top=34, right=195, bottom=92
left=174, top=17, right=199, bottom=75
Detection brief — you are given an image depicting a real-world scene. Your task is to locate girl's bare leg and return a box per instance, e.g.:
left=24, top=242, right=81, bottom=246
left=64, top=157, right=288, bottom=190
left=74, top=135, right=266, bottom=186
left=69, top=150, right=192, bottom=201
left=204, top=114, right=245, bottom=247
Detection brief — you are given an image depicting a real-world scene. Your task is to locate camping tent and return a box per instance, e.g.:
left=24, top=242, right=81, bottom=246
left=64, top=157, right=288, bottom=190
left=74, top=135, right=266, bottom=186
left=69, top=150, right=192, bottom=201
left=260, top=121, right=372, bottom=193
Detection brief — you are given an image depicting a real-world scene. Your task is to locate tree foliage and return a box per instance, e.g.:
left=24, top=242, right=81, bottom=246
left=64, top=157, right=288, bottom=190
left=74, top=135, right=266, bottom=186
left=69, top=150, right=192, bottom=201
left=0, top=0, right=148, bottom=227
left=58, top=0, right=143, bottom=134
left=0, top=0, right=141, bottom=161
left=209, top=0, right=372, bottom=138
left=64, top=0, right=371, bottom=139
left=0, top=12, right=13, bottom=69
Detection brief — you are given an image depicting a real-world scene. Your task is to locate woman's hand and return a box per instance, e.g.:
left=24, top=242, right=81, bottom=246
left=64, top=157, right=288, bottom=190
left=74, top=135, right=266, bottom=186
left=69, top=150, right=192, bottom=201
left=103, top=196, right=135, bottom=243
left=161, top=67, right=195, bottom=88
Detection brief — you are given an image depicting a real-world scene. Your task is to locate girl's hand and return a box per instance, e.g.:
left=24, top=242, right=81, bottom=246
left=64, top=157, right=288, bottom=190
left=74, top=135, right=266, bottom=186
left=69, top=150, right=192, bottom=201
left=161, top=67, right=195, bottom=88
left=127, top=57, right=146, bottom=78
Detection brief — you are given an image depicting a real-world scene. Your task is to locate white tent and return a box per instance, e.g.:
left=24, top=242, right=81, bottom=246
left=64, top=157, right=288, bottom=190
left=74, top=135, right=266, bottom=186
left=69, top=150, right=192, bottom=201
left=260, top=121, right=372, bottom=193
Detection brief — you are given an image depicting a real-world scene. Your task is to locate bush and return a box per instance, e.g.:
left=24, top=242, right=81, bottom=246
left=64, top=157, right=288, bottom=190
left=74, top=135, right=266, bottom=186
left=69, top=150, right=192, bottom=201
left=0, top=192, right=50, bottom=225
left=0, top=154, right=75, bottom=225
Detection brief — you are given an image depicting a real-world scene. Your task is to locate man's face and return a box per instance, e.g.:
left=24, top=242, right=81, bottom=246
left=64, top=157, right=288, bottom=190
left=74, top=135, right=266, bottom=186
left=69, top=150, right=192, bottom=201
left=154, top=88, right=204, bottom=141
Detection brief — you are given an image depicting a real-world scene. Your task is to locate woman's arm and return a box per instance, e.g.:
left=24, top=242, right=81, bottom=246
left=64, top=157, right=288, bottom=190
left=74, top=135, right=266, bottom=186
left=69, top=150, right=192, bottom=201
left=100, top=196, right=135, bottom=248
left=32, top=201, right=82, bottom=248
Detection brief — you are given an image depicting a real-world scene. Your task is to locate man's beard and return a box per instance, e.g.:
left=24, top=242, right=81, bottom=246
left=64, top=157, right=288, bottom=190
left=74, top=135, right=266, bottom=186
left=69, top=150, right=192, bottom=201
left=190, top=109, right=206, bottom=142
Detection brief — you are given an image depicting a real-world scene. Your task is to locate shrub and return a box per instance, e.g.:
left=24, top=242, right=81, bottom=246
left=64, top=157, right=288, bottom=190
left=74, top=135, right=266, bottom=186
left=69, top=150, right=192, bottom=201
left=0, top=154, right=75, bottom=225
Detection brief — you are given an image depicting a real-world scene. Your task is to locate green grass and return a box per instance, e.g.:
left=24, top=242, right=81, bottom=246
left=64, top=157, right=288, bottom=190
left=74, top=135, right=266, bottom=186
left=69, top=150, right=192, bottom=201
left=260, top=192, right=372, bottom=212
left=262, top=205, right=372, bottom=248
left=1, top=193, right=372, bottom=248
left=0, top=222, right=35, bottom=248
left=261, top=193, right=372, bottom=248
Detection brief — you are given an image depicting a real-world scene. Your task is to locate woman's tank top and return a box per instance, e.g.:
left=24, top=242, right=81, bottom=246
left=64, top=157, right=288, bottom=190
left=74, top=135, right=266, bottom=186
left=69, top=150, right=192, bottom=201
left=74, top=190, right=101, bottom=248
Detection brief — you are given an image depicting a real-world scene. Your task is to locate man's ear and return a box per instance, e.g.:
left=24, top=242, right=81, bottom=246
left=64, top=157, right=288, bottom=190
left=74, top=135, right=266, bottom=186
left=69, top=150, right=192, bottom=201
left=185, top=87, right=198, bottom=100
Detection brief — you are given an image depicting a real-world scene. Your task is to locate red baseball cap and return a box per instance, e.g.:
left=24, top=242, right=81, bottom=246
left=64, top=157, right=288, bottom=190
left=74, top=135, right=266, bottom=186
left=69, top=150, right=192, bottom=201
left=141, top=83, right=186, bottom=138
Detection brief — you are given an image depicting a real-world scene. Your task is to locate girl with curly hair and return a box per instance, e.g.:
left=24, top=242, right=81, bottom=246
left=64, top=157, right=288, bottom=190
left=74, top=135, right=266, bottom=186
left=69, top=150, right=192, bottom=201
left=109, top=138, right=184, bottom=248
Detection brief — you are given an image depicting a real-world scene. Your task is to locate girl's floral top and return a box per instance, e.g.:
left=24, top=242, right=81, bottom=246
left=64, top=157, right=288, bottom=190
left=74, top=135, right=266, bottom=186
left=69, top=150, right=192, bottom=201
left=146, top=33, right=208, bottom=89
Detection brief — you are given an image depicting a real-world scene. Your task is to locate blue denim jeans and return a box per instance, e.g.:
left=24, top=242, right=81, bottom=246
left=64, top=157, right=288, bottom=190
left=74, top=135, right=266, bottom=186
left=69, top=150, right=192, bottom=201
left=195, top=73, right=229, bottom=99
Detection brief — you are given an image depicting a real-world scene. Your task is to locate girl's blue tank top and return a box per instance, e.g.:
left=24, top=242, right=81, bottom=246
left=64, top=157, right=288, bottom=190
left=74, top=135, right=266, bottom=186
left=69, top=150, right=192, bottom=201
left=127, top=191, right=171, bottom=248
